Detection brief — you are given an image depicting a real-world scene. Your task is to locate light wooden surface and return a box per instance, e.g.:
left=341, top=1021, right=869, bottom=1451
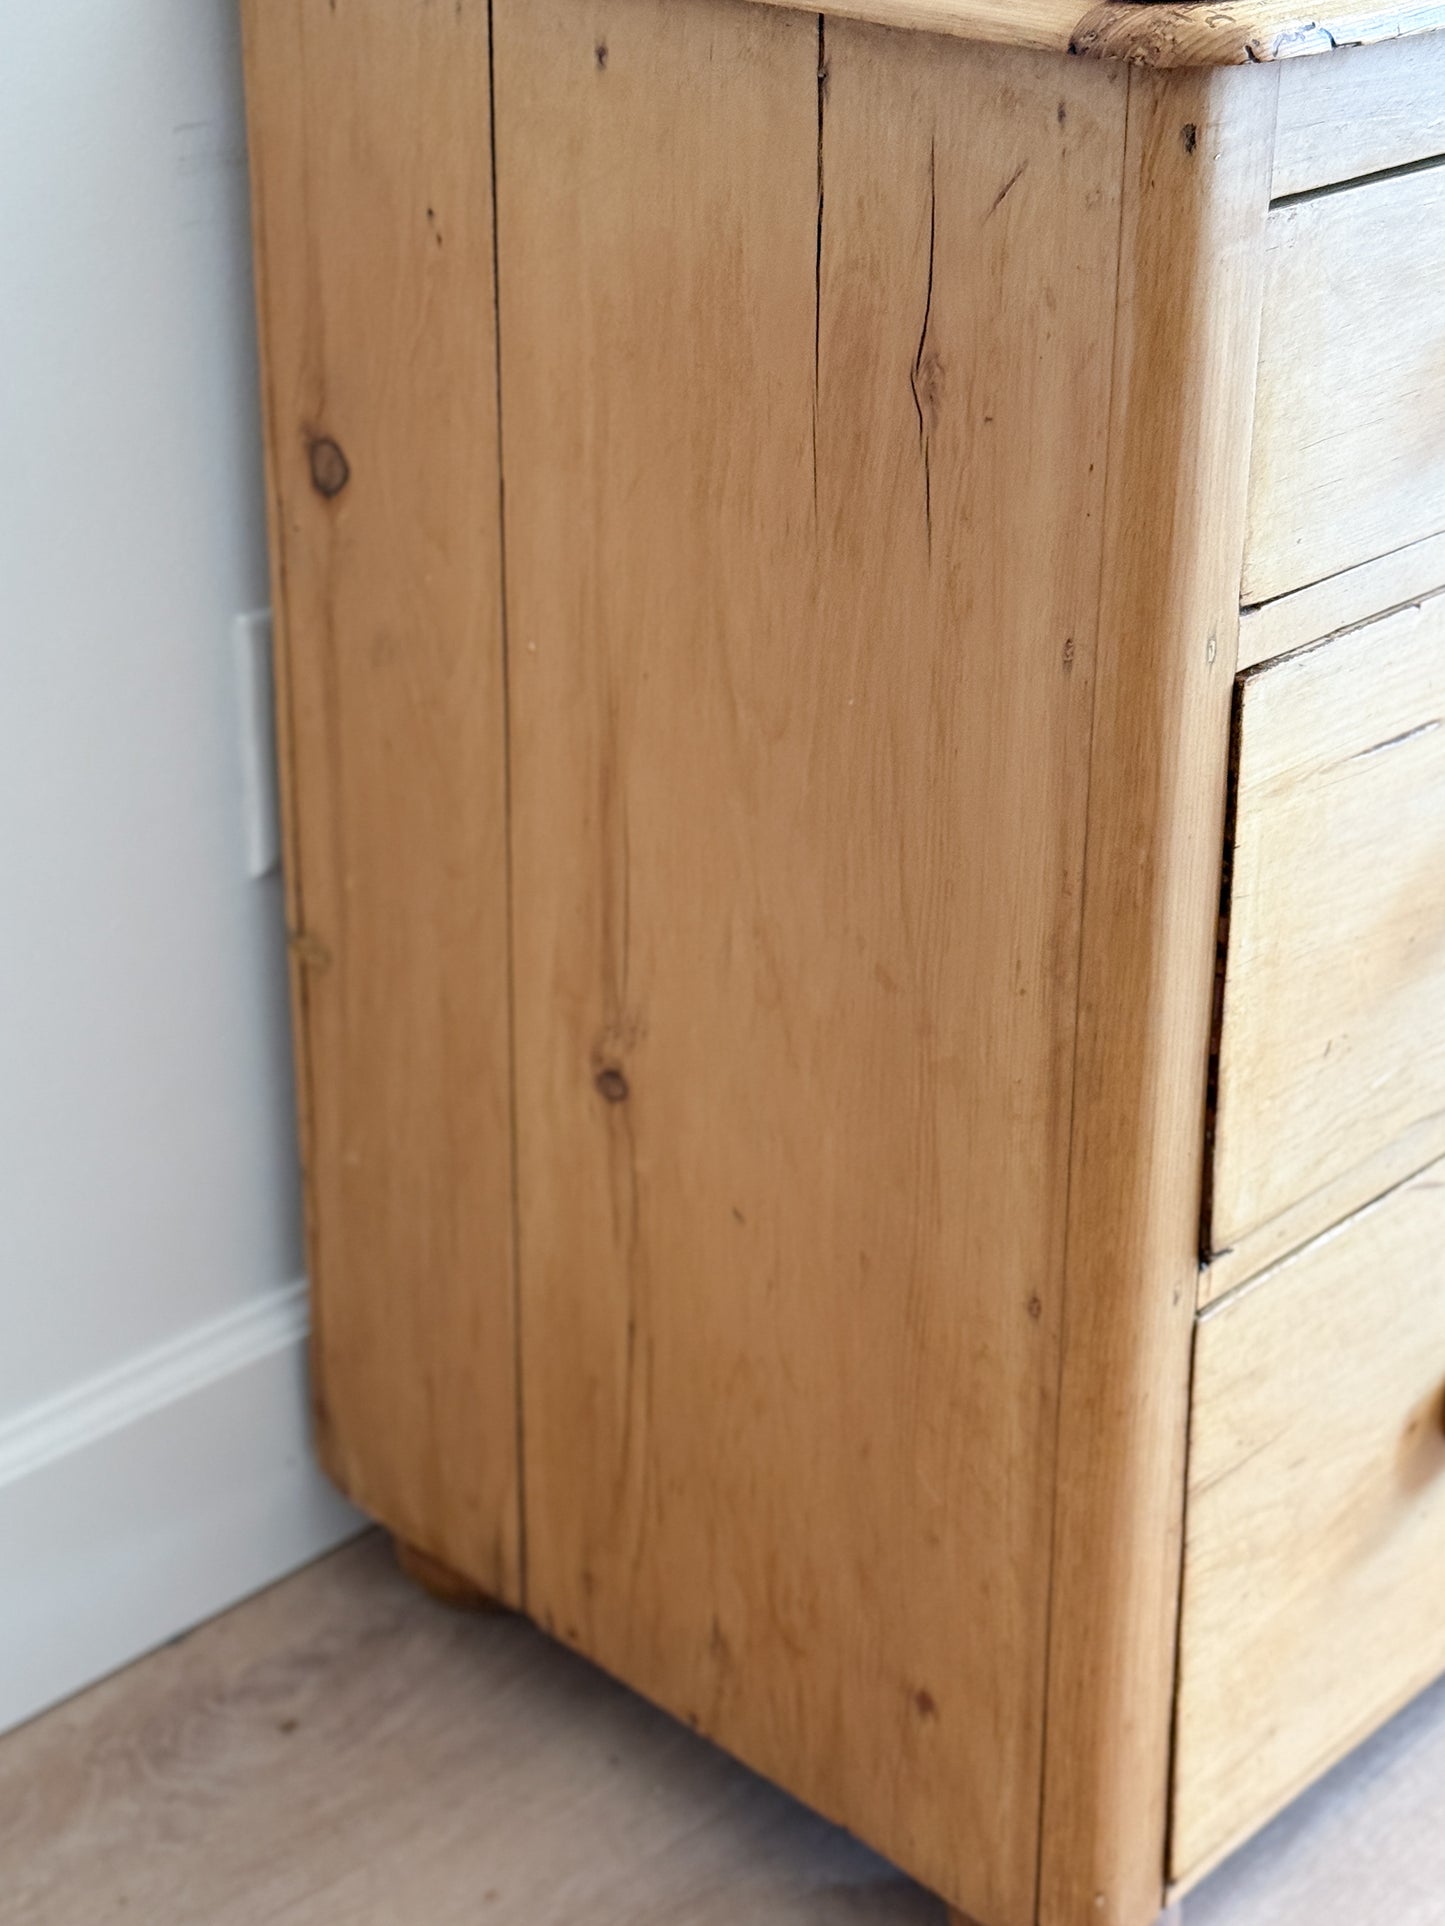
left=1244, top=157, right=1445, bottom=603
left=1209, top=592, right=1445, bottom=1259
left=240, top=0, right=520, bottom=1599
left=9, top=1533, right=1445, bottom=1926
left=1202, top=1108, right=1445, bottom=1304
left=740, top=1, right=1445, bottom=68
left=1038, top=60, right=1278, bottom=1926
left=497, top=7, right=1126, bottom=1917
left=1174, top=1159, right=1445, bottom=1884
left=1237, top=529, right=1445, bottom=670
left=1272, top=31, right=1445, bottom=194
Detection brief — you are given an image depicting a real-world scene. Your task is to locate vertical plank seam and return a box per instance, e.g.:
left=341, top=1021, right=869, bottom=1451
left=487, top=0, right=528, bottom=1607
left=1031, top=67, right=1139, bottom=1926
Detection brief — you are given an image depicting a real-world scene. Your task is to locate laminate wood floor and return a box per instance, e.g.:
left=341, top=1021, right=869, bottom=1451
left=4, top=1533, right=1443, bottom=1925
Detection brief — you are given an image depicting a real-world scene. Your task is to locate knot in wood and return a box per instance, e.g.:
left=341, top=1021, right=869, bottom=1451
left=594, top=1065, right=630, bottom=1104
left=308, top=435, right=351, bottom=499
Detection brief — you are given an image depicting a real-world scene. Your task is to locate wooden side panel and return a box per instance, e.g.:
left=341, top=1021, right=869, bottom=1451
left=496, top=5, right=1127, bottom=1918
left=1209, top=592, right=1445, bottom=1255
left=1272, top=31, right=1445, bottom=197
left=241, top=0, right=519, bottom=1597
left=1244, top=160, right=1445, bottom=603
left=1175, top=1161, right=1445, bottom=1882
left=1040, top=63, right=1280, bottom=1926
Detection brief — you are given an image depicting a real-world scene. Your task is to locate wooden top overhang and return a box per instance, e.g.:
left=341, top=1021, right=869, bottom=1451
left=750, top=0, right=1445, bottom=66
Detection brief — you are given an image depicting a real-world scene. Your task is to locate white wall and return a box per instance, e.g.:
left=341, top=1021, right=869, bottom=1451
left=0, top=0, right=361, bottom=1732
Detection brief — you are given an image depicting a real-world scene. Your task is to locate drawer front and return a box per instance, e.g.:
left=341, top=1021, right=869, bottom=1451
left=1209, top=591, right=1445, bottom=1255
left=1244, top=160, right=1445, bottom=605
left=1272, top=33, right=1445, bottom=199
left=1174, top=1161, right=1445, bottom=1882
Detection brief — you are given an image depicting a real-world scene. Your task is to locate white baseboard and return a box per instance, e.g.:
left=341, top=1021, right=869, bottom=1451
left=0, top=1282, right=366, bottom=1736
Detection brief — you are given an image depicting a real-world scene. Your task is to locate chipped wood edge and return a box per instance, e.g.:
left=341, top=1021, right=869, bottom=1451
left=1072, top=2, right=1445, bottom=66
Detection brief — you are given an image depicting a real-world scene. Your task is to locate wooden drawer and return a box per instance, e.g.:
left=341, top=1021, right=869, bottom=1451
left=1208, top=589, right=1445, bottom=1262
left=1272, top=33, right=1445, bottom=197
left=1173, top=1160, right=1445, bottom=1883
left=1244, top=159, right=1445, bottom=604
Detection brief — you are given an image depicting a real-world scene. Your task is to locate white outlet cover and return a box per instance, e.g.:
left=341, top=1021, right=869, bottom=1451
left=232, top=609, right=280, bottom=881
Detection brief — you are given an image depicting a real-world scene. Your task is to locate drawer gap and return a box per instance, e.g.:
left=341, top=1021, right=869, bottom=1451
left=1198, top=675, right=1245, bottom=1265
left=1270, top=144, right=1445, bottom=211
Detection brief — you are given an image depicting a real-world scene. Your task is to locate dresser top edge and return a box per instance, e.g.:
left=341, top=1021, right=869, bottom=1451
left=752, top=0, right=1445, bottom=68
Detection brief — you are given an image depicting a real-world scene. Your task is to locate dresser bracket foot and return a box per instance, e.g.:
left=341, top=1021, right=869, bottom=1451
left=392, top=1537, right=503, bottom=1612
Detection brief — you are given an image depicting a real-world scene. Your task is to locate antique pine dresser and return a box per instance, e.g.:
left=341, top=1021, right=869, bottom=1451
left=240, top=4, right=1445, bottom=1922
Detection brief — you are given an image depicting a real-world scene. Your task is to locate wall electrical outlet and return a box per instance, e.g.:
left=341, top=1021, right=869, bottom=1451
left=232, top=609, right=281, bottom=880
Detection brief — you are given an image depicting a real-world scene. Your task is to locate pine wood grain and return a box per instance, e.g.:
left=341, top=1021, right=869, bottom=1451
left=1037, top=58, right=1280, bottom=1926
left=1209, top=592, right=1445, bottom=1256
left=496, top=6, right=1129, bottom=1918
left=1244, top=157, right=1445, bottom=603
left=240, top=0, right=520, bottom=1599
left=1174, top=1160, right=1445, bottom=1883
